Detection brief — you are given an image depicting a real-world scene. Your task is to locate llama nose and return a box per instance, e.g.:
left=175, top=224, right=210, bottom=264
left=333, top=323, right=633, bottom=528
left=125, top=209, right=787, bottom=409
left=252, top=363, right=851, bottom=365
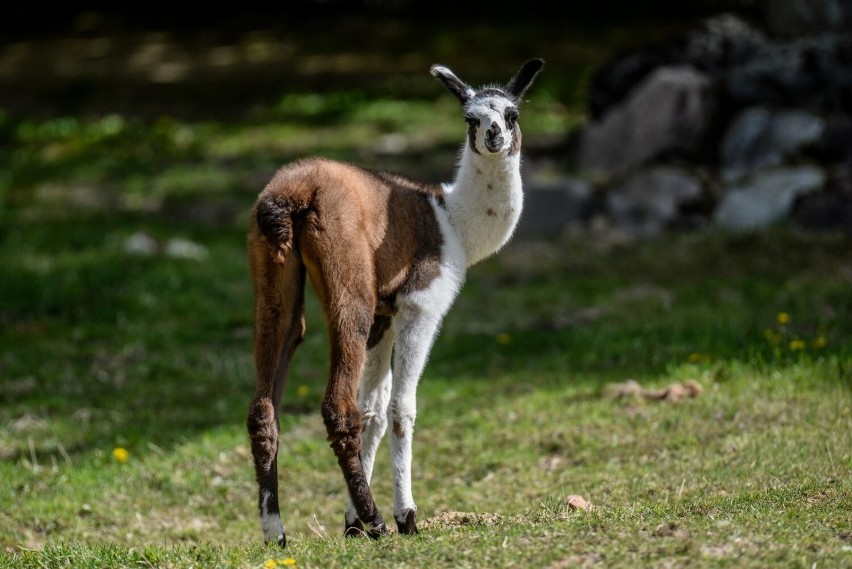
left=484, top=122, right=504, bottom=152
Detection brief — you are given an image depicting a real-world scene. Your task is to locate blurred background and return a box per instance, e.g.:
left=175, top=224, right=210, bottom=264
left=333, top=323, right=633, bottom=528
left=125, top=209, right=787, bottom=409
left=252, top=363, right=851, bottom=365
left=2, top=0, right=850, bottom=238
left=1, top=0, right=851, bottom=553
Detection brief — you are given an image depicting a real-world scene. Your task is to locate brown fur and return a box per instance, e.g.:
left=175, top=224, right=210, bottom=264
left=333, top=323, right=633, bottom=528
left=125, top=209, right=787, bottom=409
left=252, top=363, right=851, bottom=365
left=247, top=157, right=445, bottom=535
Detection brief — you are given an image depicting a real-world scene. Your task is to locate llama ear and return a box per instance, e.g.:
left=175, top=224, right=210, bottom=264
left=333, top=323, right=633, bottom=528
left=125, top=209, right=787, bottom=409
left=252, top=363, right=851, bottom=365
left=430, top=64, right=475, bottom=104
left=506, top=59, right=544, bottom=101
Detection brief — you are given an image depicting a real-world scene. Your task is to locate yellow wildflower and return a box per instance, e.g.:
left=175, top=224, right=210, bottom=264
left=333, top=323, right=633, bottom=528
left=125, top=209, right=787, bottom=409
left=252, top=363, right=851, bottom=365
left=812, top=336, right=827, bottom=349
left=776, top=312, right=790, bottom=325
left=789, top=339, right=806, bottom=351
left=296, top=385, right=310, bottom=398
left=278, top=560, right=297, bottom=566
left=496, top=333, right=511, bottom=345
left=112, top=447, right=129, bottom=463
left=263, top=560, right=277, bottom=569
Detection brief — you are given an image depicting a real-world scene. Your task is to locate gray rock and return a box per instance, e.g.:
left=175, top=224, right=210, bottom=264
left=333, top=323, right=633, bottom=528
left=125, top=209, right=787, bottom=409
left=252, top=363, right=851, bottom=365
left=579, top=66, right=716, bottom=178
left=725, top=33, right=852, bottom=114
left=588, top=14, right=766, bottom=119
left=792, top=165, right=852, bottom=234
left=715, top=166, right=826, bottom=231
left=606, top=166, right=704, bottom=235
left=763, top=0, right=852, bottom=36
left=515, top=178, right=593, bottom=239
left=720, top=107, right=825, bottom=182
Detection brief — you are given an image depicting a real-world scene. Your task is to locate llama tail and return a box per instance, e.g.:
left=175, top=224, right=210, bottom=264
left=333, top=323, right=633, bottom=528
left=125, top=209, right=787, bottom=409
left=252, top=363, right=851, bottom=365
left=254, top=194, right=309, bottom=264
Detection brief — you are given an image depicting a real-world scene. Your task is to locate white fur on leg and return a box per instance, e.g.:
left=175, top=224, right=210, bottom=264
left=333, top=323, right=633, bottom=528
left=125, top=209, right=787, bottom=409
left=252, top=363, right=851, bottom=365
left=260, top=489, right=285, bottom=544
left=345, top=329, right=394, bottom=526
left=389, top=203, right=466, bottom=520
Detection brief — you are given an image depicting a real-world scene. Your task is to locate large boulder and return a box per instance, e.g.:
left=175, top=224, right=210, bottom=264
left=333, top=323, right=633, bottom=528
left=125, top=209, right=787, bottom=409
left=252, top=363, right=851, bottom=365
left=720, top=107, right=825, bottom=181
left=725, top=33, right=852, bottom=114
left=762, top=0, right=852, bottom=36
left=792, top=165, right=852, bottom=234
left=714, top=166, right=826, bottom=231
left=588, top=14, right=766, bottom=119
left=579, top=66, right=716, bottom=178
left=606, top=166, right=704, bottom=235
left=516, top=177, right=594, bottom=239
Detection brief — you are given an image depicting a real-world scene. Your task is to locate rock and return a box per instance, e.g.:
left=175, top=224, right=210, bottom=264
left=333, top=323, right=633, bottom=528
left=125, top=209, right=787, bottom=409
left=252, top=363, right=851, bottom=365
left=720, top=107, right=825, bottom=182
left=715, top=166, right=826, bottom=231
left=123, top=232, right=158, bottom=256
left=164, top=238, right=208, bottom=261
left=588, top=14, right=766, bottom=119
left=762, top=0, right=852, bottom=36
left=565, top=495, right=592, bottom=511
left=725, top=34, right=852, bottom=114
left=603, top=379, right=643, bottom=400
left=606, top=166, right=704, bottom=235
left=515, top=177, right=593, bottom=239
left=792, top=165, right=852, bottom=234
left=580, top=67, right=716, bottom=178
left=815, top=114, right=852, bottom=163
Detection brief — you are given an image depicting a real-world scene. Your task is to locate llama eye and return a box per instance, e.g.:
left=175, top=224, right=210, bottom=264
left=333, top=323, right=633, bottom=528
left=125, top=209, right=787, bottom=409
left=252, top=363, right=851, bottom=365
left=464, top=114, right=479, bottom=126
left=505, top=109, right=519, bottom=125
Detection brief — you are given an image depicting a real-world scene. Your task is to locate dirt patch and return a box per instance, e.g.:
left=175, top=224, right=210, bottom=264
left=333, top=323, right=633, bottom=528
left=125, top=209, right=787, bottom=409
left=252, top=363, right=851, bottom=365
left=421, top=511, right=504, bottom=529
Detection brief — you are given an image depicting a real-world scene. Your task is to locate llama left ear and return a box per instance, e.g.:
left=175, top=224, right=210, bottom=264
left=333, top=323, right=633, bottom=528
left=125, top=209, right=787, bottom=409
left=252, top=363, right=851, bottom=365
left=430, top=64, right=475, bottom=104
left=506, top=59, right=544, bottom=101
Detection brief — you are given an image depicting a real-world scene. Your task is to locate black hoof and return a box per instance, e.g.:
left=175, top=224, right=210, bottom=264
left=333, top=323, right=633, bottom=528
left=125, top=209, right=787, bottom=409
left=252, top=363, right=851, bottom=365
left=277, top=534, right=287, bottom=548
left=396, top=509, right=418, bottom=535
left=344, top=517, right=364, bottom=538
left=366, top=522, right=388, bottom=540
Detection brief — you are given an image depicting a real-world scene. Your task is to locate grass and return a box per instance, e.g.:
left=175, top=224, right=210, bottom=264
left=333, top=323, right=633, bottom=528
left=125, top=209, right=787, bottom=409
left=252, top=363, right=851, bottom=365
left=2, top=55, right=851, bottom=567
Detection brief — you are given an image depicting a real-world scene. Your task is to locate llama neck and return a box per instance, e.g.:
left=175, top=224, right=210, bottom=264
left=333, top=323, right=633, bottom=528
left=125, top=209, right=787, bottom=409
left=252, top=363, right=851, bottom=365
left=443, top=144, right=523, bottom=267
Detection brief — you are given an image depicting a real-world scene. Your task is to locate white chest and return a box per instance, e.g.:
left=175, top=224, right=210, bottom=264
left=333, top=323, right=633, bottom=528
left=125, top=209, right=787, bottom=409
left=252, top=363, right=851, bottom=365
left=443, top=153, right=523, bottom=266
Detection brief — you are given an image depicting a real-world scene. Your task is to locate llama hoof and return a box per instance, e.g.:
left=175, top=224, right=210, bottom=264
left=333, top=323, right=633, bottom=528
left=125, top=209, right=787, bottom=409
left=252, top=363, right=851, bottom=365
left=344, top=517, right=365, bottom=538
left=396, top=509, right=419, bottom=535
left=366, top=522, right=389, bottom=540
left=265, top=532, right=287, bottom=548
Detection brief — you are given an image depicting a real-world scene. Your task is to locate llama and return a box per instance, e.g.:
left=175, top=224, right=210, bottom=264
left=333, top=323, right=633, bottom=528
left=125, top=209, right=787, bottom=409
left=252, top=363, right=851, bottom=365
left=246, top=59, right=544, bottom=546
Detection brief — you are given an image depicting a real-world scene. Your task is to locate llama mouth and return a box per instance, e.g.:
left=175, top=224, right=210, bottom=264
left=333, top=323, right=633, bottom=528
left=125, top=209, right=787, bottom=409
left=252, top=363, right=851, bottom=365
left=484, top=137, right=504, bottom=153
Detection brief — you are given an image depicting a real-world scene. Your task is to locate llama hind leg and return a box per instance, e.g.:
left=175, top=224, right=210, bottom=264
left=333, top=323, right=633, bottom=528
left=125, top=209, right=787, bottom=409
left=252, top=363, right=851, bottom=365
left=321, top=303, right=388, bottom=538
left=345, top=316, right=394, bottom=536
left=247, top=248, right=306, bottom=548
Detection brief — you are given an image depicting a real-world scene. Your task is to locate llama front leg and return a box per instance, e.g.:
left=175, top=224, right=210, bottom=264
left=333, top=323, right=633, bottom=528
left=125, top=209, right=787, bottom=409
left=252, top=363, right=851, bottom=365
left=345, top=316, right=394, bottom=536
left=388, top=310, right=444, bottom=535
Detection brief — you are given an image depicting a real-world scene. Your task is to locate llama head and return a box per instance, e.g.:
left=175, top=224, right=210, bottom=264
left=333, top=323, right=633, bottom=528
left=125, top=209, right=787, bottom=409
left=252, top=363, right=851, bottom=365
left=430, top=59, right=544, bottom=156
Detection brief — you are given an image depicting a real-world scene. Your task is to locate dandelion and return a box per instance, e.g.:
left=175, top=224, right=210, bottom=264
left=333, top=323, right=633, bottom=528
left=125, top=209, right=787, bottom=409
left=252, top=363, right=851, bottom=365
left=812, top=335, right=827, bottom=349
left=496, top=333, right=511, bottom=345
left=789, top=339, right=806, bottom=351
left=112, top=447, right=129, bottom=464
left=296, top=385, right=310, bottom=398
left=262, top=560, right=297, bottom=568
left=776, top=312, right=790, bottom=325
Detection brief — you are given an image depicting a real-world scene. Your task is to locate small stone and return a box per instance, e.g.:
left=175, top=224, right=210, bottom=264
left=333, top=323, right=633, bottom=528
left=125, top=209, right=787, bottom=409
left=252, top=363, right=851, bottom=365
left=681, top=380, right=704, bottom=398
left=604, top=379, right=643, bottom=400
left=565, top=495, right=592, bottom=511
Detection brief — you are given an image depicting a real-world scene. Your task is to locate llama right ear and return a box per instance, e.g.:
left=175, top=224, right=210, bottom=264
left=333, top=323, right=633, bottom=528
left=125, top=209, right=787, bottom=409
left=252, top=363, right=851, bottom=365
left=430, top=64, right=475, bottom=104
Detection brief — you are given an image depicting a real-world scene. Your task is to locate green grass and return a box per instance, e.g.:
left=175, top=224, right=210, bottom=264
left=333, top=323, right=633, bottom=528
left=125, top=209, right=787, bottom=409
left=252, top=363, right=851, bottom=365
left=1, top=93, right=851, bottom=567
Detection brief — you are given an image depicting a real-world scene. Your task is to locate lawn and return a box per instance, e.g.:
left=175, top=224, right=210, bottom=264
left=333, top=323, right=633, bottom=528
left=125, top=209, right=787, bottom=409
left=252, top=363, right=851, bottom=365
left=1, top=21, right=851, bottom=567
